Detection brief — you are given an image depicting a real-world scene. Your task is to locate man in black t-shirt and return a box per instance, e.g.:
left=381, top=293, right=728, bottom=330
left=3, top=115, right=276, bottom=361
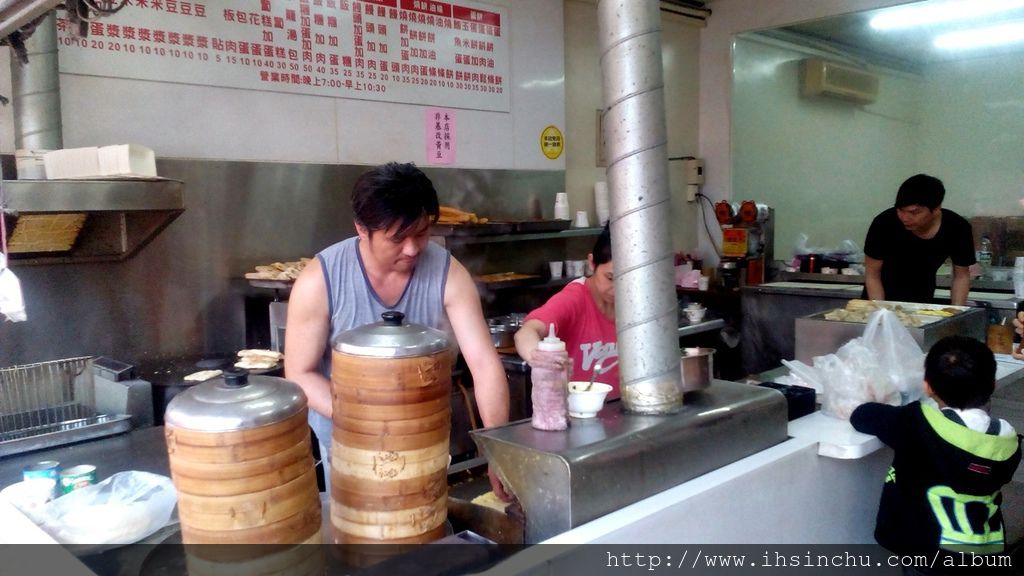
left=863, top=174, right=975, bottom=305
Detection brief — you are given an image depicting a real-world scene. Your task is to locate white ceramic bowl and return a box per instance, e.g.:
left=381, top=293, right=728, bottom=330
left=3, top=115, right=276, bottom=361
left=685, top=308, right=707, bottom=323
left=568, top=382, right=613, bottom=418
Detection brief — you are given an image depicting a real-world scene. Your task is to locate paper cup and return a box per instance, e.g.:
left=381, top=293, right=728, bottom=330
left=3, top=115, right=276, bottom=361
left=549, top=261, right=564, bottom=279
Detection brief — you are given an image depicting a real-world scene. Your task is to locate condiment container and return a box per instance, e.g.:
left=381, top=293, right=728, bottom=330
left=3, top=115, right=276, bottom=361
left=531, top=324, right=569, bottom=430
left=164, top=369, right=321, bottom=546
left=330, top=311, right=451, bottom=545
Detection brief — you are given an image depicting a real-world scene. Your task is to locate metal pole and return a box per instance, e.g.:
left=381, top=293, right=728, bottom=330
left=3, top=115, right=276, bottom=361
left=11, top=12, right=63, bottom=151
left=597, top=0, right=682, bottom=414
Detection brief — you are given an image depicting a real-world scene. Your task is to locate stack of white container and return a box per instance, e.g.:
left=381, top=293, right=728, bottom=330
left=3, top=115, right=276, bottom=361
left=43, top=144, right=157, bottom=179
left=1014, top=257, right=1024, bottom=299
left=594, top=181, right=610, bottom=227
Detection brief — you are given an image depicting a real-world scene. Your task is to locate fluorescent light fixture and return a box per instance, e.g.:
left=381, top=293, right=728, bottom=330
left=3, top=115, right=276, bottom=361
left=870, top=0, right=1024, bottom=30
left=934, top=21, right=1024, bottom=48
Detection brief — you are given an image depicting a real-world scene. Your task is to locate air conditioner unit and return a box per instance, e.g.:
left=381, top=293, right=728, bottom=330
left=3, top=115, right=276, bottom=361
left=800, top=58, right=879, bottom=104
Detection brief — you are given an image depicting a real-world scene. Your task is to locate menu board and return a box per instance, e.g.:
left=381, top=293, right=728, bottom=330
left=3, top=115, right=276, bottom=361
left=56, top=0, right=510, bottom=112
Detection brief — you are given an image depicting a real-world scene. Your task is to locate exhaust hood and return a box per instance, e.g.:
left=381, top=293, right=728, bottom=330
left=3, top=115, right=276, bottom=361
left=2, top=178, right=185, bottom=265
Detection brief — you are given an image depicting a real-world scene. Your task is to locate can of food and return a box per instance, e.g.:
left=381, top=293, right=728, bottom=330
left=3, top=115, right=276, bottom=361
left=23, top=461, right=60, bottom=499
left=23, top=461, right=60, bottom=483
left=59, top=465, right=97, bottom=494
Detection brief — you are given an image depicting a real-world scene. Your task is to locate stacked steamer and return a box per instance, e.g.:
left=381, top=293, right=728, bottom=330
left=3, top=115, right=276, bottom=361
left=330, top=311, right=451, bottom=546
left=164, top=369, right=322, bottom=574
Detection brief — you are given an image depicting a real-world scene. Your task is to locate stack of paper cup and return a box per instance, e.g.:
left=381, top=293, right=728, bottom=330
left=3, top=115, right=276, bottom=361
left=594, top=182, right=610, bottom=226
left=554, top=192, right=571, bottom=220
left=1014, top=257, right=1024, bottom=299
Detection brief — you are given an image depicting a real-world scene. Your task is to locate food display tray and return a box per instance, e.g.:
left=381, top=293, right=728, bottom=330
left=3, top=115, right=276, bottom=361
left=794, top=303, right=986, bottom=363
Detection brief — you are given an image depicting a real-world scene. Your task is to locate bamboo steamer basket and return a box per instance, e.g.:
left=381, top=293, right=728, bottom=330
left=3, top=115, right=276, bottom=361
left=164, top=369, right=322, bottom=547
left=330, top=310, right=451, bottom=545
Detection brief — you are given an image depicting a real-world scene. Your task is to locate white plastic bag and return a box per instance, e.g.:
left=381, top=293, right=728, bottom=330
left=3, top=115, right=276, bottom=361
left=0, top=252, right=26, bottom=322
left=816, top=309, right=924, bottom=420
left=861, top=308, right=926, bottom=403
left=39, top=471, right=176, bottom=546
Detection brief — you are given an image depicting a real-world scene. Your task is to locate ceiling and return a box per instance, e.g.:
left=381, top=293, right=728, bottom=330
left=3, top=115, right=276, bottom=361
left=772, top=1, right=1024, bottom=72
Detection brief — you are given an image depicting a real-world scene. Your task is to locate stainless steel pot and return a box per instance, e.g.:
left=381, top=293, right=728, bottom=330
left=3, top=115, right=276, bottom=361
left=487, top=314, right=525, bottom=349
left=679, top=347, right=714, bottom=393
left=489, top=325, right=516, bottom=349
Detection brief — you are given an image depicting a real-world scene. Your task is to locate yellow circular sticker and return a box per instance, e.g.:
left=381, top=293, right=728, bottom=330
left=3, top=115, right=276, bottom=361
left=540, top=125, right=564, bottom=160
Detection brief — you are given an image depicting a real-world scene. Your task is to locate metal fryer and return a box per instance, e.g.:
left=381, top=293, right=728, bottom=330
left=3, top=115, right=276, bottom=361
left=0, top=357, right=152, bottom=457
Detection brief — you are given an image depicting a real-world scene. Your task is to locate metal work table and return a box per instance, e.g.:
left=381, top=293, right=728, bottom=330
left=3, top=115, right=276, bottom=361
left=472, top=380, right=788, bottom=543
left=0, top=426, right=169, bottom=489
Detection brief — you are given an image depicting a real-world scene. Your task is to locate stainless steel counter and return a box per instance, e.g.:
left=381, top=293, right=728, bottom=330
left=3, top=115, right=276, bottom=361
left=0, top=426, right=169, bottom=489
left=471, top=380, right=788, bottom=543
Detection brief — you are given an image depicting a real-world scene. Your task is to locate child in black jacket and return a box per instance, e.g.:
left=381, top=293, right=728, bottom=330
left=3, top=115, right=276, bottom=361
left=851, top=336, right=1021, bottom=574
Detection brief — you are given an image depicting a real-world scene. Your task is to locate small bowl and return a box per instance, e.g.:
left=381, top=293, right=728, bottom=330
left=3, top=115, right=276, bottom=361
left=567, top=382, right=613, bottom=418
left=685, top=308, right=707, bottom=323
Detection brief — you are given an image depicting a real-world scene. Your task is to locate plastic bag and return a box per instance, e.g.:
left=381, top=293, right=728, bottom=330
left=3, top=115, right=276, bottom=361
left=809, top=309, right=924, bottom=420
left=39, top=471, right=176, bottom=546
left=0, top=252, right=26, bottom=322
left=860, top=308, right=926, bottom=403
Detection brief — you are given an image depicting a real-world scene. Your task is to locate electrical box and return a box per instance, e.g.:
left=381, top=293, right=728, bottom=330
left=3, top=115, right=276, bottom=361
left=685, top=158, right=704, bottom=185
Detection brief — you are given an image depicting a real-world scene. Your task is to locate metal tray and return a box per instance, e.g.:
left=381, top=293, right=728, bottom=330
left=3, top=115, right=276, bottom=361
left=431, top=222, right=516, bottom=236
left=0, top=410, right=132, bottom=457
left=507, top=220, right=572, bottom=233
left=794, top=304, right=986, bottom=363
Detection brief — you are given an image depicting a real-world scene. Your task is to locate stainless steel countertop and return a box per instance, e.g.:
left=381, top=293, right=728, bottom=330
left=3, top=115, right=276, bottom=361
left=0, top=426, right=169, bottom=489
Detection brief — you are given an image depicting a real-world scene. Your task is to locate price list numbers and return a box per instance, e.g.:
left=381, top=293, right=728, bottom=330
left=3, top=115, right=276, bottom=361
left=57, top=0, right=510, bottom=111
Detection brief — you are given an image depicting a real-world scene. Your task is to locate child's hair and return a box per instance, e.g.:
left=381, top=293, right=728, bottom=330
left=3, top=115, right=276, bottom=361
left=924, top=335, right=996, bottom=409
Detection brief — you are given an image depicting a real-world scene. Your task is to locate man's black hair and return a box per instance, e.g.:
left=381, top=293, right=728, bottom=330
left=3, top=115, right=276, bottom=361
left=592, top=222, right=612, bottom=266
left=351, top=162, right=440, bottom=239
left=924, top=335, right=996, bottom=409
left=895, top=174, right=945, bottom=210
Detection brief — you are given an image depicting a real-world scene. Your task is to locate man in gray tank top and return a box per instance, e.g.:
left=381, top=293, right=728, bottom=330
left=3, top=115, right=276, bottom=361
left=284, top=162, right=511, bottom=500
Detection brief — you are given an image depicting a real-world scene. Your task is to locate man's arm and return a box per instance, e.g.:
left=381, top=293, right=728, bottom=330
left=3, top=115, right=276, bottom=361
left=283, top=258, right=334, bottom=419
left=950, top=264, right=971, bottom=306
left=444, top=258, right=509, bottom=428
left=864, top=256, right=885, bottom=300
left=444, top=258, right=512, bottom=500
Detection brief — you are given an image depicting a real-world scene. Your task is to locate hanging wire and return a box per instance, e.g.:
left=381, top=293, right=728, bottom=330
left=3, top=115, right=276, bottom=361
left=696, top=192, right=723, bottom=258
left=1, top=166, right=8, bottom=257
left=83, top=0, right=129, bottom=15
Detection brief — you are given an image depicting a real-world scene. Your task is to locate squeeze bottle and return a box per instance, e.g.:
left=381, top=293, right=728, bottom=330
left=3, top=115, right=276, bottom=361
left=530, top=324, right=569, bottom=431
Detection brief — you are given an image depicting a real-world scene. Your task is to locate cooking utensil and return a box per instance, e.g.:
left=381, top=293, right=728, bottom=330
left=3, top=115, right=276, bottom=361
left=164, top=368, right=321, bottom=545
left=330, top=311, right=451, bottom=545
left=585, top=356, right=618, bottom=391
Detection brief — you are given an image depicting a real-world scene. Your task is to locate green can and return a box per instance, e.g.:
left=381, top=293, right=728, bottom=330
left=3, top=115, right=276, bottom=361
left=59, top=465, right=97, bottom=494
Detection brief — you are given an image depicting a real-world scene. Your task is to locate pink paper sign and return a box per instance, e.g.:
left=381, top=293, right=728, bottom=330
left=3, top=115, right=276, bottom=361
left=426, top=108, right=456, bottom=165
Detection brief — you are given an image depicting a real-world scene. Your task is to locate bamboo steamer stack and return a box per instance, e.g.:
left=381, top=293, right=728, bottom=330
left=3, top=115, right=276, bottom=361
left=330, top=311, right=452, bottom=546
left=164, top=369, right=323, bottom=574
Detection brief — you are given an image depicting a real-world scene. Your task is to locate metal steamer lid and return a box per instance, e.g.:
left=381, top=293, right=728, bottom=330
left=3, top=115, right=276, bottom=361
left=164, top=369, right=306, bottom=432
left=332, top=311, right=449, bottom=358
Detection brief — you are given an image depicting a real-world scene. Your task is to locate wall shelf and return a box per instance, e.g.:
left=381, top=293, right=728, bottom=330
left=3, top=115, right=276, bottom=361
left=438, top=227, right=603, bottom=246
left=2, top=178, right=185, bottom=265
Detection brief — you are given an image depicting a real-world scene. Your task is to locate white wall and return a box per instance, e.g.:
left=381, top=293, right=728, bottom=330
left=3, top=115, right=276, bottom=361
left=698, top=0, right=917, bottom=261
left=1, top=0, right=565, bottom=171
left=919, top=54, right=1024, bottom=217
left=731, top=35, right=923, bottom=258
left=564, top=0, right=702, bottom=253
